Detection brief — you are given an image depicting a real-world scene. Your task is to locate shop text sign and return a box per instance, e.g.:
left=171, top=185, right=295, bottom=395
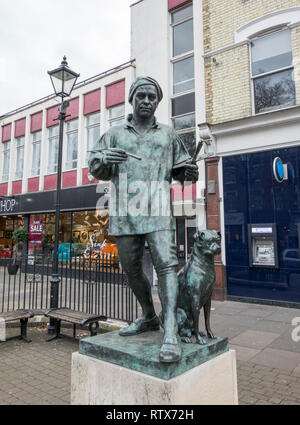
left=0, top=198, right=16, bottom=213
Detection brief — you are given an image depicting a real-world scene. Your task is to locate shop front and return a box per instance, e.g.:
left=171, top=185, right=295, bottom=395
left=0, top=185, right=114, bottom=263
left=223, top=146, right=300, bottom=305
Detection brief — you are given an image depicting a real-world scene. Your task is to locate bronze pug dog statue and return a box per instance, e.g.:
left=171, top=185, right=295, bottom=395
left=160, top=229, right=221, bottom=345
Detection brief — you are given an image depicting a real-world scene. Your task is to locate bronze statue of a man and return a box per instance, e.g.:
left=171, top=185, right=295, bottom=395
left=88, top=76, right=198, bottom=363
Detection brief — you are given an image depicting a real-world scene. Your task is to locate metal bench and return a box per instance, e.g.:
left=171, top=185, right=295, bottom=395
left=44, top=308, right=106, bottom=341
left=0, top=310, right=34, bottom=343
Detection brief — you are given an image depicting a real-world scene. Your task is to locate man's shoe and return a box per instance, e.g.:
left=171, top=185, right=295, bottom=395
left=119, top=315, right=160, bottom=336
left=159, top=335, right=182, bottom=363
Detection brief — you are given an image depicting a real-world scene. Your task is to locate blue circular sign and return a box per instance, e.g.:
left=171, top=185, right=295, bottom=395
left=273, top=157, right=284, bottom=183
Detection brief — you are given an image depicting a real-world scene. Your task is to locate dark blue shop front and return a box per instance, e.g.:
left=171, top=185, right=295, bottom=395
left=223, top=146, right=300, bottom=305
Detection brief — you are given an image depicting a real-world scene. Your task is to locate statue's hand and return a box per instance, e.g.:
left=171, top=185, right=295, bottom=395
left=184, top=162, right=199, bottom=183
left=102, top=148, right=128, bottom=166
left=89, top=152, right=104, bottom=175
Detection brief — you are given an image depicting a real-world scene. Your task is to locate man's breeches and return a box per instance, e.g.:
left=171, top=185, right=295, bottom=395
left=116, top=230, right=178, bottom=280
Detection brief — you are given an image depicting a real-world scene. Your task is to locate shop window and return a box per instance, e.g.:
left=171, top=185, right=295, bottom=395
left=56, top=212, right=72, bottom=245
left=251, top=29, right=296, bottom=114
left=65, top=119, right=78, bottom=170
left=108, top=104, right=125, bottom=127
left=0, top=215, right=24, bottom=259
left=15, top=136, right=25, bottom=180
left=172, top=4, right=194, bottom=57
left=26, top=210, right=119, bottom=262
left=47, top=126, right=59, bottom=174
left=173, top=55, right=194, bottom=95
left=28, top=212, right=72, bottom=257
left=28, top=213, right=56, bottom=256
left=86, top=112, right=101, bottom=166
left=31, top=130, right=41, bottom=177
left=2, top=142, right=10, bottom=182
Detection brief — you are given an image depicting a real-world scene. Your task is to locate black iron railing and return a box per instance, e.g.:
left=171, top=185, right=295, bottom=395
left=0, top=254, right=138, bottom=323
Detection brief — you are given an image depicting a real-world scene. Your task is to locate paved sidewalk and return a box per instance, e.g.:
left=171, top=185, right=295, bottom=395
left=0, top=299, right=300, bottom=405
left=210, top=300, right=300, bottom=405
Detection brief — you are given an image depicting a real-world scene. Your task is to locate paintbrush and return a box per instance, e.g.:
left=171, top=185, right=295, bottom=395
left=88, top=148, right=142, bottom=161
left=172, top=140, right=204, bottom=170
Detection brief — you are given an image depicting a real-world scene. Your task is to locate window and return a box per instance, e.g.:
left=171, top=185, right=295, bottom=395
left=251, top=29, right=296, bottom=114
left=173, top=55, right=194, bottom=95
left=47, top=126, right=59, bottom=174
left=171, top=4, right=196, bottom=156
left=108, top=104, right=125, bottom=127
left=86, top=112, right=100, bottom=165
left=15, top=136, right=25, bottom=180
left=172, top=93, right=195, bottom=132
left=178, top=131, right=196, bottom=157
left=172, top=4, right=194, bottom=57
left=2, top=143, right=10, bottom=182
left=31, top=130, right=41, bottom=177
left=65, top=119, right=78, bottom=170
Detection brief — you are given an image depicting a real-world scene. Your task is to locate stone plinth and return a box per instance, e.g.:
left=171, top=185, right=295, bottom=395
left=78, top=330, right=229, bottom=380
left=71, top=330, right=238, bottom=405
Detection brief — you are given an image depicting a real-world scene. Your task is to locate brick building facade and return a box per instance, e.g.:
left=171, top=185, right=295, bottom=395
left=201, top=0, right=300, bottom=305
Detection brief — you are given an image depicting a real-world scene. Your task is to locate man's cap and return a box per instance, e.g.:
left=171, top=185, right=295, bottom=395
left=128, top=76, right=163, bottom=104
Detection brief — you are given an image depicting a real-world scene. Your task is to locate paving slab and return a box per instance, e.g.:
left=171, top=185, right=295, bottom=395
left=249, top=348, right=300, bottom=372
left=210, top=313, right=263, bottom=328
left=230, top=330, right=280, bottom=350
left=264, top=309, right=300, bottom=324
left=243, top=318, right=289, bottom=335
left=269, top=332, right=300, bottom=353
left=213, top=325, right=248, bottom=340
left=212, top=301, right=249, bottom=315
left=239, top=307, right=276, bottom=318
left=229, top=344, right=260, bottom=361
left=292, top=364, right=300, bottom=377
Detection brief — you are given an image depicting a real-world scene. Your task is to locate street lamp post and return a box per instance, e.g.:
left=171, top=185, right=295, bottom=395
left=47, top=57, right=79, bottom=333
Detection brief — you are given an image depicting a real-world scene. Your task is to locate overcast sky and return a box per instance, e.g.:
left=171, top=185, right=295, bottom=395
left=0, top=0, right=135, bottom=116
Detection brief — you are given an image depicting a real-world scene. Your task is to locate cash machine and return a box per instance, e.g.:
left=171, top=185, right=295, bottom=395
left=248, top=223, right=279, bottom=269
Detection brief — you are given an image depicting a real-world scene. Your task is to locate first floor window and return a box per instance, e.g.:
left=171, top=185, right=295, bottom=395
left=251, top=29, right=295, bottom=114
left=178, top=131, right=196, bottom=157
left=108, top=104, right=125, bottom=127
left=48, top=126, right=59, bottom=174
left=172, top=92, right=195, bottom=131
left=172, top=4, right=194, bottom=57
left=173, top=55, right=194, bottom=95
left=86, top=112, right=100, bottom=165
left=2, top=144, right=10, bottom=182
left=65, top=119, right=78, bottom=170
left=15, top=136, right=25, bottom=180
left=253, top=69, right=296, bottom=114
left=31, top=130, right=41, bottom=176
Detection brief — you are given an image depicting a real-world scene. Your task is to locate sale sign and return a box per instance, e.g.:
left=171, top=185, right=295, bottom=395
left=29, top=215, right=44, bottom=251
